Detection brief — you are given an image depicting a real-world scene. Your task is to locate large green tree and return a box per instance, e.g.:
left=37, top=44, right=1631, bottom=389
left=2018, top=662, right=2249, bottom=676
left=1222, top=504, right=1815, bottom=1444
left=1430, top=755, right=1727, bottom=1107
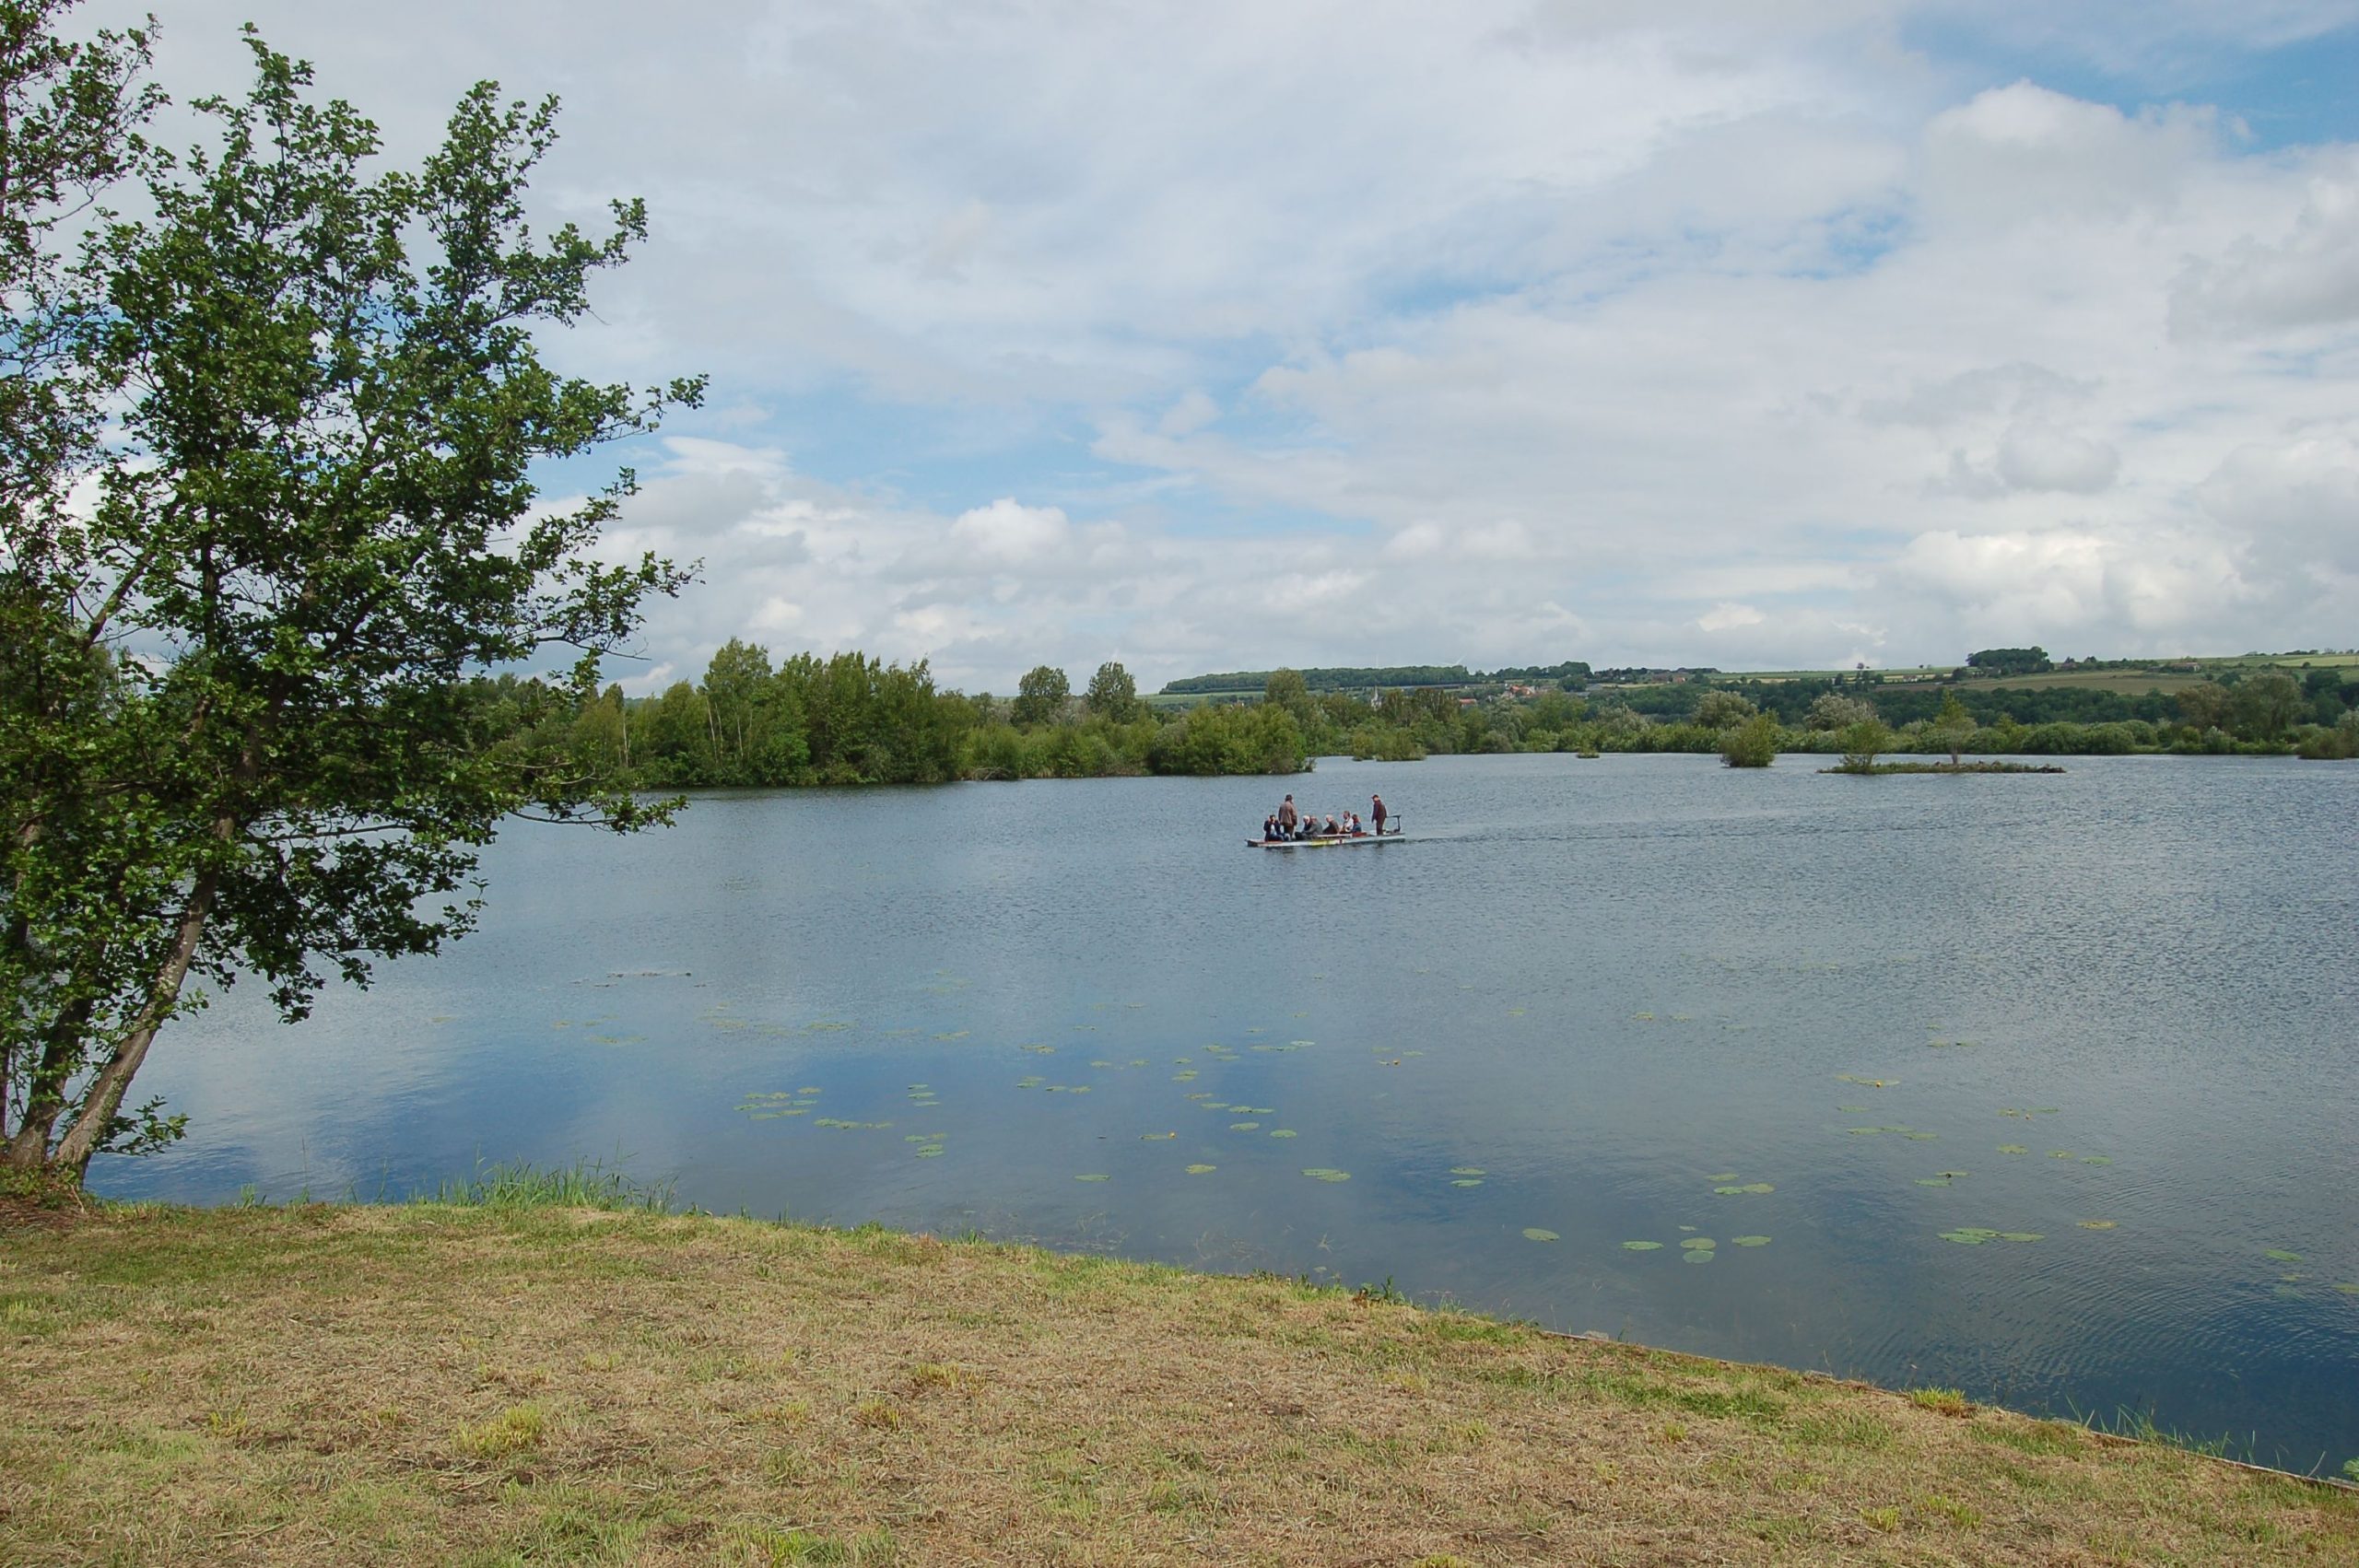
left=2, top=20, right=701, bottom=1183
left=1011, top=663, right=1070, bottom=726
left=1082, top=659, right=1140, bottom=722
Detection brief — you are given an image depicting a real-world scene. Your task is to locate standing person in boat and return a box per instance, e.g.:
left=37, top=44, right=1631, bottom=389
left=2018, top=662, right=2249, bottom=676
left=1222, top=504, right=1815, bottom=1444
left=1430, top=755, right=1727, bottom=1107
left=1370, top=793, right=1388, bottom=836
left=1277, top=794, right=1298, bottom=838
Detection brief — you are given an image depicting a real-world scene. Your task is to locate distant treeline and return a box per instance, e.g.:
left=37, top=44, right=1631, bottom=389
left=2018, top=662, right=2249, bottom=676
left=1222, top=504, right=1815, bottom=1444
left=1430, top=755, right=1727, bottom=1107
left=1160, top=661, right=1590, bottom=695
left=463, top=645, right=1313, bottom=790
left=464, top=650, right=2358, bottom=795
left=1333, top=668, right=2356, bottom=763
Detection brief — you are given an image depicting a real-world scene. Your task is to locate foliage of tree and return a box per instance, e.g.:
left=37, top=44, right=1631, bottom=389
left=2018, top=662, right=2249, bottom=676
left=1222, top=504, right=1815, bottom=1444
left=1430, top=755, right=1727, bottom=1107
left=3, top=18, right=699, bottom=1183
left=1160, top=663, right=1473, bottom=695
left=1693, top=690, right=1759, bottom=729
left=1011, top=664, right=1070, bottom=726
left=2176, top=681, right=2233, bottom=733
left=1082, top=660, right=1141, bottom=722
left=1966, top=647, right=2052, bottom=675
left=1805, top=692, right=1876, bottom=731
left=1835, top=718, right=1890, bottom=773
left=1719, top=713, right=1781, bottom=767
left=1928, top=690, right=1978, bottom=766
left=2230, top=672, right=2304, bottom=742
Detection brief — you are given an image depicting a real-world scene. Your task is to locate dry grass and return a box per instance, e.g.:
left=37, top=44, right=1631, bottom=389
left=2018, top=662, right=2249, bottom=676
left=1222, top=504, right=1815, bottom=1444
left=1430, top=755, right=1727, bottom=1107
left=3, top=1202, right=2353, bottom=1565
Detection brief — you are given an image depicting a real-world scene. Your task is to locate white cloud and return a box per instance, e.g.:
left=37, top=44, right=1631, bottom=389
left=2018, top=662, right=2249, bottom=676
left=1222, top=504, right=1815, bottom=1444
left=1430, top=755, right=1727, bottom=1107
left=92, top=1, right=2359, bottom=681
left=949, top=497, right=1073, bottom=562
left=1698, top=603, right=1766, bottom=633
left=2172, top=156, right=2359, bottom=334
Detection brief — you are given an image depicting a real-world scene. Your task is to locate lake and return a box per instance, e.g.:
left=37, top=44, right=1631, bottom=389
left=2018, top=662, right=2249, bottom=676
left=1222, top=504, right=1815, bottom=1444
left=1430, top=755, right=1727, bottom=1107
left=93, top=752, right=2359, bottom=1470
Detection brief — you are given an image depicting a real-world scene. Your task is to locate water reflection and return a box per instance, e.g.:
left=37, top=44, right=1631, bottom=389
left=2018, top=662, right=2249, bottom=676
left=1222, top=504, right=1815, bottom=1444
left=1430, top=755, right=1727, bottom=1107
left=95, top=754, right=2359, bottom=1468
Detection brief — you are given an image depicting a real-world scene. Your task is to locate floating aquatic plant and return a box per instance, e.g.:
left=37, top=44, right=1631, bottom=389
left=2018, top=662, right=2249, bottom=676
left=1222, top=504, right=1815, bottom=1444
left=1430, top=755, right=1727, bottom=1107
left=1450, top=1179, right=1482, bottom=1188
left=2077, top=1220, right=2117, bottom=1230
left=1302, top=1168, right=1352, bottom=1183
left=1450, top=1167, right=1486, bottom=1177
left=1229, top=1121, right=1262, bottom=1131
left=1681, top=1238, right=1716, bottom=1250
left=1996, top=1145, right=2028, bottom=1155
left=1522, top=1228, right=1560, bottom=1243
left=1074, top=1174, right=1110, bottom=1183
left=1622, top=1241, right=1663, bottom=1251
left=1731, top=1236, right=1771, bottom=1247
left=2264, top=1249, right=2304, bottom=1264
left=1714, top=1182, right=1774, bottom=1196
left=1185, top=1164, right=1216, bottom=1175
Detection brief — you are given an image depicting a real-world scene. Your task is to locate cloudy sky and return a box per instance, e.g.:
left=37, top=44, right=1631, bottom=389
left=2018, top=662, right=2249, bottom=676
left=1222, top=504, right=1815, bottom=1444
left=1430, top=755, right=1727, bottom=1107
left=93, top=1, right=2359, bottom=692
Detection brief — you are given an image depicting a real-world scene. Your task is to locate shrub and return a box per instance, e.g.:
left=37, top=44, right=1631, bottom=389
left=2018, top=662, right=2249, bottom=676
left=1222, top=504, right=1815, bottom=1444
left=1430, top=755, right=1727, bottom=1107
left=1719, top=714, right=1781, bottom=767
left=1835, top=718, right=1889, bottom=773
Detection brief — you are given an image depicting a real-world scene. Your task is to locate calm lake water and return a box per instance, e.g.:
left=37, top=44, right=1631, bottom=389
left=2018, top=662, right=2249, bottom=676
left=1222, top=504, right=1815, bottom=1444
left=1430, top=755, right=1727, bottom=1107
left=94, top=753, right=2359, bottom=1469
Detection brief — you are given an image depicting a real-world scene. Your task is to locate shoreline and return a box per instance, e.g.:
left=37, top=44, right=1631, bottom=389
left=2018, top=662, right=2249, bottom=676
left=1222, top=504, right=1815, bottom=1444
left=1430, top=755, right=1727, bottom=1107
left=6, top=1197, right=2352, bottom=1565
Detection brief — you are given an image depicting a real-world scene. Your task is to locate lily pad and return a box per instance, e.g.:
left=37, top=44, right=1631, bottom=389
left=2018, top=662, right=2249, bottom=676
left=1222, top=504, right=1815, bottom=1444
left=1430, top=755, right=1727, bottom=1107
left=1683, top=1249, right=1715, bottom=1263
left=1680, top=1237, right=1717, bottom=1250
left=2264, top=1248, right=2304, bottom=1264
left=2079, top=1155, right=2112, bottom=1165
left=1731, top=1235, right=1771, bottom=1247
left=1522, top=1228, right=1560, bottom=1243
left=2077, top=1220, right=2117, bottom=1230
left=1941, top=1228, right=2001, bottom=1246
left=914, top=1146, right=945, bottom=1158
left=1074, top=1174, right=1110, bottom=1183
left=1450, top=1178, right=1483, bottom=1188
left=1229, top=1121, right=1262, bottom=1131
left=2331, top=1283, right=2359, bottom=1295
left=1185, top=1164, right=1216, bottom=1175
left=1301, top=1168, right=1351, bottom=1183
left=1996, top=1144, right=2028, bottom=1155
left=1714, top=1182, right=1774, bottom=1195
left=1140, top=1131, right=1177, bottom=1141
left=1622, top=1240, right=1663, bottom=1251
left=1837, top=1105, right=1869, bottom=1113
left=1268, top=1129, right=1297, bottom=1139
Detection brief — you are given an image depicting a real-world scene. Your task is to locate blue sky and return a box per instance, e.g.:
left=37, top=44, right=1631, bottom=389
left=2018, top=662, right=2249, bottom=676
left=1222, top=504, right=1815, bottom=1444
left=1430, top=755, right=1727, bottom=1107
left=101, top=1, right=2359, bottom=691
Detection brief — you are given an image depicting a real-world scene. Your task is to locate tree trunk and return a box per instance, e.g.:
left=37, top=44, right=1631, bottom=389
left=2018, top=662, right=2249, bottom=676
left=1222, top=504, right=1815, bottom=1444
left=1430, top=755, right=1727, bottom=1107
left=47, top=869, right=218, bottom=1177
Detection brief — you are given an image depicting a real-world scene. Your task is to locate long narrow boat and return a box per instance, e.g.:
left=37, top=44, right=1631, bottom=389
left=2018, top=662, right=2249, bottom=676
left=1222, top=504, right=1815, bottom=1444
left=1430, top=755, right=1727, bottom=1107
left=1247, top=832, right=1406, bottom=849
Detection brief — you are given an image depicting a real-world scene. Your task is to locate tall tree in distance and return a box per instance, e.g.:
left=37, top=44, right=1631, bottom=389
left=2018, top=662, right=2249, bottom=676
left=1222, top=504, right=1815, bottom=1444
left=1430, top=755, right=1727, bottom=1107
left=1930, top=689, right=1978, bottom=766
left=2, top=21, right=702, bottom=1184
left=1012, top=664, right=1070, bottom=726
left=1083, top=660, right=1140, bottom=722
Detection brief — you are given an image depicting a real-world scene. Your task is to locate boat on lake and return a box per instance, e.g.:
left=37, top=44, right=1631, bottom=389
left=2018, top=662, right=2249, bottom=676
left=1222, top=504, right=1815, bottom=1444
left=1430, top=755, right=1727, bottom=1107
left=1247, top=830, right=1405, bottom=849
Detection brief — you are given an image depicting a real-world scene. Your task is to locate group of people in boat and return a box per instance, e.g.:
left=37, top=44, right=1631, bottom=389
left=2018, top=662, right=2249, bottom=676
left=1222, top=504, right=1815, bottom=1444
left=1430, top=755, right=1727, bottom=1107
left=1260, top=791, right=1391, bottom=841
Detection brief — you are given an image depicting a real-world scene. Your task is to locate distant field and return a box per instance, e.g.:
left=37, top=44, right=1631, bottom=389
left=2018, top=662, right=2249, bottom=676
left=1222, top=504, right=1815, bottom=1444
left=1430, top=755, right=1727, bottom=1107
left=1728, top=654, right=2355, bottom=695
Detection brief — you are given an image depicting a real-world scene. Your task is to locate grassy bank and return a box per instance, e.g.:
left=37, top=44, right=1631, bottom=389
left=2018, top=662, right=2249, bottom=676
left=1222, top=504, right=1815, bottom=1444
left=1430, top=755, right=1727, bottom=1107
left=4, top=1198, right=2353, bottom=1566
